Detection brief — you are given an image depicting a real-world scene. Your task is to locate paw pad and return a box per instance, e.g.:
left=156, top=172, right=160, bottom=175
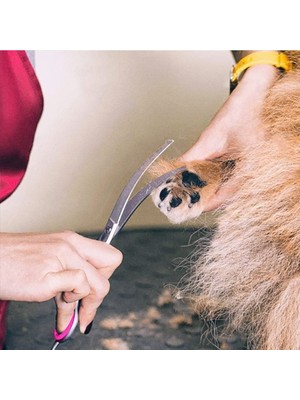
left=182, top=171, right=207, bottom=188
left=152, top=169, right=207, bottom=223
left=189, top=192, right=200, bottom=204
left=169, top=196, right=183, bottom=208
left=159, top=188, right=170, bottom=202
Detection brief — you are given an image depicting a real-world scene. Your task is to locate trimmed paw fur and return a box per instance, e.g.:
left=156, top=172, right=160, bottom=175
left=152, top=169, right=208, bottom=223
left=150, top=158, right=224, bottom=224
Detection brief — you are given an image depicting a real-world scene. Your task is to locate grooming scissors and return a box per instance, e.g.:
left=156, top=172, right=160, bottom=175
left=51, top=139, right=183, bottom=349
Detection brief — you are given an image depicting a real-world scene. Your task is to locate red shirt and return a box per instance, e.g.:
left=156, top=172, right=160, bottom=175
left=0, top=51, right=44, bottom=348
left=0, top=51, right=43, bottom=201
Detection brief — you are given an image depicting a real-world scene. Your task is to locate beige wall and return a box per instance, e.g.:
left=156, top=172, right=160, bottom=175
left=1, top=51, right=232, bottom=234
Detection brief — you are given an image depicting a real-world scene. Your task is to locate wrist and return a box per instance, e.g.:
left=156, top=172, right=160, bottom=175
left=230, top=51, right=291, bottom=93
left=241, top=64, right=279, bottom=86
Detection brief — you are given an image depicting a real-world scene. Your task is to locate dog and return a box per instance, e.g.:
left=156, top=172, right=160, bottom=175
left=151, top=51, right=300, bottom=350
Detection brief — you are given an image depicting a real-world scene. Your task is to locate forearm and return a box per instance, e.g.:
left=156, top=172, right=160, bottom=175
left=182, top=50, right=282, bottom=163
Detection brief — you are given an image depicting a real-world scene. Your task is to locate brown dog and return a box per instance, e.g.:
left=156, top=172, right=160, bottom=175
left=151, top=51, right=300, bottom=350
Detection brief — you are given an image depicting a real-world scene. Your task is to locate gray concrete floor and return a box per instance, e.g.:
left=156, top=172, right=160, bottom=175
left=6, top=228, right=246, bottom=350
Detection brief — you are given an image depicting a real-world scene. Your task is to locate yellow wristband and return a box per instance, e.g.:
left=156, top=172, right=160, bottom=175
left=231, top=51, right=292, bottom=84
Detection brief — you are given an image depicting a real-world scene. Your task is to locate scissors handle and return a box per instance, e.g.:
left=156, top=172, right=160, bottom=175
left=51, top=299, right=79, bottom=350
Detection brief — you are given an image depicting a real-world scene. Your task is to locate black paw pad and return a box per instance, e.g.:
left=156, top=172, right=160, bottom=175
left=170, top=197, right=182, bottom=208
left=190, top=192, right=200, bottom=204
left=159, top=188, right=170, bottom=201
left=182, top=171, right=207, bottom=188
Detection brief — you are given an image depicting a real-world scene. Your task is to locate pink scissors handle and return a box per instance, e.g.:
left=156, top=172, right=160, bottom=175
left=51, top=301, right=79, bottom=349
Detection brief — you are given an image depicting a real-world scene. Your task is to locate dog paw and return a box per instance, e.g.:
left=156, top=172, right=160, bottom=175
left=152, top=170, right=208, bottom=223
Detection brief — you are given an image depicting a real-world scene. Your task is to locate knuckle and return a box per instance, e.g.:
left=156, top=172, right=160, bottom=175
left=52, top=237, right=72, bottom=254
left=74, top=269, right=88, bottom=287
left=51, top=233, right=78, bottom=263
left=96, top=278, right=110, bottom=299
left=59, top=230, right=77, bottom=242
left=77, top=268, right=87, bottom=282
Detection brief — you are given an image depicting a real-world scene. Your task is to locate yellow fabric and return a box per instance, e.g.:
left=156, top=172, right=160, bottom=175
left=231, top=51, right=292, bottom=83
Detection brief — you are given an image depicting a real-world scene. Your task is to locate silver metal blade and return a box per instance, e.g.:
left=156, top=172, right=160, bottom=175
left=116, top=167, right=185, bottom=235
left=107, top=139, right=174, bottom=225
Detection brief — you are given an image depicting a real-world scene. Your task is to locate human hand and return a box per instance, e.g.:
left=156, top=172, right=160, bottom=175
left=181, top=63, right=279, bottom=211
left=0, top=231, right=123, bottom=334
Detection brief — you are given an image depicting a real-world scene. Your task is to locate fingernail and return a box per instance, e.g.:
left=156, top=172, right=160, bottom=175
left=84, top=320, right=93, bottom=335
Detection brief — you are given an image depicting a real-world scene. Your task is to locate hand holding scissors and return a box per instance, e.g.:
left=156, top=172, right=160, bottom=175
left=51, top=140, right=183, bottom=349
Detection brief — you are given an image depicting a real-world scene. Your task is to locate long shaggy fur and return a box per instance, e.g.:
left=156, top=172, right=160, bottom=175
left=152, top=51, right=300, bottom=349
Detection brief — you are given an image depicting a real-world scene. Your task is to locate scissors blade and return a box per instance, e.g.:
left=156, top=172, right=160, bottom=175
left=98, top=139, right=175, bottom=242
left=116, top=167, right=185, bottom=236
left=107, top=139, right=174, bottom=225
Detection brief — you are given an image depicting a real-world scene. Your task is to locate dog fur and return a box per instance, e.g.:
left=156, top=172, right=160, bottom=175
left=151, top=51, right=300, bottom=350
